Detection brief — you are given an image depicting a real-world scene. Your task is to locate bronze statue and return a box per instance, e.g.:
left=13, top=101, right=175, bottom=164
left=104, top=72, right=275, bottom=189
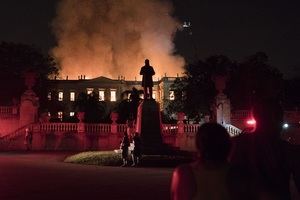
left=140, top=59, right=155, bottom=99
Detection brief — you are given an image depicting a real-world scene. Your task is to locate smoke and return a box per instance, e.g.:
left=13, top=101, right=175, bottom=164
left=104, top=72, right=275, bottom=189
left=51, top=0, right=185, bottom=80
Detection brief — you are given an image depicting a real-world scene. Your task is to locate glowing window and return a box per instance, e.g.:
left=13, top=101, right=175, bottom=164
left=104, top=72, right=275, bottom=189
left=58, top=111, right=63, bottom=120
left=70, top=112, right=75, bottom=117
left=152, top=91, right=156, bottom=100
left=169, top=90, right=175, bottom=101
left=58, top=92, right=63, bottom=101
left=110, top=89, right=117, bottom=102
left=70, top=92, right=75, bottom=101
left=47, top=92, right=51, bottom=101
left=99, top=90, right=105, bottom=101
left=87, top=88, right=93, bottom=95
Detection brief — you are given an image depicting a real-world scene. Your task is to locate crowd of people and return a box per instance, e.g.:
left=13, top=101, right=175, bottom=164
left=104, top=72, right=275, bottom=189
left=120, top=131, right=141, bottom=167
left=120, top=114, right=141, bottom=167
left=171, top=98, right=300, bottom=200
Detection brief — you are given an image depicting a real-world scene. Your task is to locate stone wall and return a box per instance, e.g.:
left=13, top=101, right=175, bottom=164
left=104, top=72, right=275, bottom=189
left=0, top=116, right=19, bottom=137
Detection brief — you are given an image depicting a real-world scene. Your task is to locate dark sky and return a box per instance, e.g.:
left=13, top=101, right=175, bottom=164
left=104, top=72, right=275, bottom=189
left=0, top=0, right=300, bottom=78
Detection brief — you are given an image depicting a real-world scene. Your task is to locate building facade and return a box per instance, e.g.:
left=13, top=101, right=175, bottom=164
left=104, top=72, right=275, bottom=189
left=45, top=76, right=177, bottom=120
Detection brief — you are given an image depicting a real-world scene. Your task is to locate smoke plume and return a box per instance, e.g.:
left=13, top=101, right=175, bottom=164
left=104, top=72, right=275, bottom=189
left=51, top=0, right=185, bottom=80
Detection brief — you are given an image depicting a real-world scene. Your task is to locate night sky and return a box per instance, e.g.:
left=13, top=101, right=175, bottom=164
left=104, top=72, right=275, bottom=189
left=0, top=0, right=299, bottom=78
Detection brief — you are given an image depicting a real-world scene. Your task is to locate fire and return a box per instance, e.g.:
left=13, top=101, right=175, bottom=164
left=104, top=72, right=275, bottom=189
left=51, top=0, right=185, bottom=80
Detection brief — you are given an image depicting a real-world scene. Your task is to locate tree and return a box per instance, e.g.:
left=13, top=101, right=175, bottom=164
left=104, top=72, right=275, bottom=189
left=166, top=55, right=233, bottom=121
left=73, top=91, right=107, bottom=123
left=282, top=77, right=300, bottom=109
left=165, top=77, right=187, bottom=115
left=227, top=52, right=284, bottom=109
left=0, top=42, right=59, bottom=105
left=117, top=87, right=143, bottom=123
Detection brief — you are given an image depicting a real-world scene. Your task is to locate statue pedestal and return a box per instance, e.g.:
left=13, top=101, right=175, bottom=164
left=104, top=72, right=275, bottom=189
left=136, top=99, right=164, bottom=154
left=216, top=93, right=231, bottom=125
left=19, top=89, right=39, bottom=127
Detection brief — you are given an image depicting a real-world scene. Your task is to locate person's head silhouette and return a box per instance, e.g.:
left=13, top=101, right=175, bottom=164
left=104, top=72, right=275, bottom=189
left=196, top=123, right=231, bottom=163
left=252, top=98, right=283, bottom=139
left=145, top=59, right=150, bottom=66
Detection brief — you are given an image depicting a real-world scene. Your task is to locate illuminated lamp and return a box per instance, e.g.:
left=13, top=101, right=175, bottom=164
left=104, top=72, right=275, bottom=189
left=246, top=119, right=256, bottom=126
left=283, top=123, right=289, bottom=129
left=243, top=118, right=256, bottom=133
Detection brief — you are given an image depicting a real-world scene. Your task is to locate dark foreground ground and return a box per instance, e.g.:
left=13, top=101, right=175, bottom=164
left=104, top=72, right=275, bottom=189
left=0, top=152, right=173, bottom=200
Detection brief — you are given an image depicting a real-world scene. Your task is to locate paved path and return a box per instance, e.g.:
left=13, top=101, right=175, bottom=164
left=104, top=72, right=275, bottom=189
left=0, top=152, right=173, bottom=200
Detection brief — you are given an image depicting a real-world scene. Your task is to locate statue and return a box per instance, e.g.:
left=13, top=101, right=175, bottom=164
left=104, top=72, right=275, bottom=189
left=140, top=59, right=155, bottom=99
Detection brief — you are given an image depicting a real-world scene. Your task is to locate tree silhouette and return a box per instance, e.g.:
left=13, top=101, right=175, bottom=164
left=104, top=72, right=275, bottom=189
left=74, top=91, right=107, bottom=123
left=167, top=55, right=233, bottom=121
left=227, top=52, right=283, bottom=109
left=0, top=42, right=59, bottom=105
left=117, top=87, right=143, bottom=123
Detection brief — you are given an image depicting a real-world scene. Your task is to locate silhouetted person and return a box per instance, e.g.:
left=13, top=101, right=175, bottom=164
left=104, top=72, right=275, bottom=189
left=120, top=132, right=130, bottom=167
left=140, top=59, right=155, bottom=99
left=24, top=128, right=33, bottom=151
left=126, top=113, right=135, bottom=138
left=171, top=123, right=238, bottom=200
left=131, top=132, right=141, bottom=166
left=230, top=99, right=300, bottom=199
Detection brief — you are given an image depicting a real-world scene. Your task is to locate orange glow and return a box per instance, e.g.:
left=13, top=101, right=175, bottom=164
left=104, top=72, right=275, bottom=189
left=52, top=0, right=185, bottom=80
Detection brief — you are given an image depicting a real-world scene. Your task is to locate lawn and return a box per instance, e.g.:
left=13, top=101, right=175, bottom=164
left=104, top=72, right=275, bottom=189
left=65, top=151, right=194, bottom=167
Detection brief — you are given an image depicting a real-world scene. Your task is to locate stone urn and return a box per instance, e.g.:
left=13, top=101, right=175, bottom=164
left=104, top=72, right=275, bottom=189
left=77, top=112, right=85, bottom=123
left=110, top=112, right=119, bottom=124
left=39, top=112, right=51, bottom=123
left=177, top=112, right=185, bottom=124
left=24, top=71, right=37, bottom=90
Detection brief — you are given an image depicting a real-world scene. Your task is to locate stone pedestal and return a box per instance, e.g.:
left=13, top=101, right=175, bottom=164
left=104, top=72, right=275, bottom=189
left=213, top=74, right=231, bottom=125
left=177, top=112, right=185, bottom=134
left=77, top=123, right=85, bottom=134
left=19, top=89, right=39, bottom=127
left=136, top=99, right=164, bottom=154
left=77, top=133, right=88, bottom=150
left=110, top=112, right=119, bottom=134
left=216, top=93, right=231, bottom=125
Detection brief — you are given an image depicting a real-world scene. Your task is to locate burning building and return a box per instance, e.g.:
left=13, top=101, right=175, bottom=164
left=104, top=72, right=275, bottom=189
left=45, top=75, right=177, bottom=121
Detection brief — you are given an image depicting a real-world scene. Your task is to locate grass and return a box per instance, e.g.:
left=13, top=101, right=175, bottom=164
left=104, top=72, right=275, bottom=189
left=64, top=151, right=194, bottom=167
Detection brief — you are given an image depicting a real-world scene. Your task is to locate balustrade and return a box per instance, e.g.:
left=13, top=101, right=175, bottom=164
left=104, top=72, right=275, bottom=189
left=85, top=124, right=111, bottom=134
left=184, top=124, right=200, bottom=134
left=0, top=106, right=18, bottom=118
left=225, top=124, right=242, bottom=137
left=40, top=123, right=78, bottom=132
left=162, top=124, right=178, bottom=135
left=117, top=124, right=127, bottom=133
left=231, top=110, right=251, bottom=120
left=0, top=106, right=13, bottom=114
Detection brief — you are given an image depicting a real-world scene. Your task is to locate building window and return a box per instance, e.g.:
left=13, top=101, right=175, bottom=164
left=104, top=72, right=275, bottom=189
left=58, top=111, right=63, bottom=120
left=169, top=90, right=175, bottom=101
left=110, top=89, right=117, bottom=102
left=70, top=112, right=75, bottom=117
left=47, top=92, right=51, bottom=101
left=99, top=90, right=105, bottom=101
left=70, top=92, right=75, bottom=101
left=152, top=91, right=156, bottom=100
left=58, top=92, right=63, bottom=101
left=87, top=88, right=93, bottom=95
